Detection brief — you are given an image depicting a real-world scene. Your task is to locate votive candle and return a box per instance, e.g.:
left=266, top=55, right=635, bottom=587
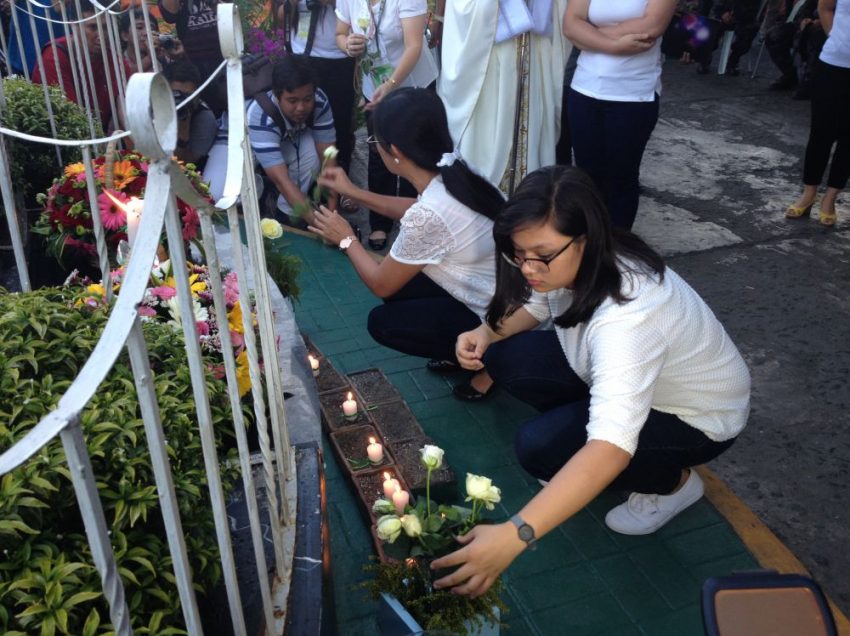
left=367, top=437, right=384, bottom=464
left=342, top=392, right=358, bottom=420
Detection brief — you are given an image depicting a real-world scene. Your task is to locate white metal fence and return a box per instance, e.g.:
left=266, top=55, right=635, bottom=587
left=0, top=4, right=296, bottom=634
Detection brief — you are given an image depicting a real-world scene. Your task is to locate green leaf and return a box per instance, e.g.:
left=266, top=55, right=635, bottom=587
left=0, top=519, right=39, bottom=535
left=81, top=608, right=100, bottom=636
left=64, top=591, right=102, bottom=607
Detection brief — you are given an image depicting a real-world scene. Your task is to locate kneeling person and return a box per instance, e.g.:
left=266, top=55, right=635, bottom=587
left=247, top=55, right=337, bottom=225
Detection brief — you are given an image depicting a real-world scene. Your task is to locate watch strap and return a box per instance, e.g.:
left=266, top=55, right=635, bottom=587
left=510, top=513, right=537, bottom=550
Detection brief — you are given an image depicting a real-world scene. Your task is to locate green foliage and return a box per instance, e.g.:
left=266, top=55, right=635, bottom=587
left=0, top=286, right=241, bottom=634
left=365, top=559, right=506, bottom=635
left=0, top=78, right=101, bottom=198
left=265, top=249, right=302, bottom=301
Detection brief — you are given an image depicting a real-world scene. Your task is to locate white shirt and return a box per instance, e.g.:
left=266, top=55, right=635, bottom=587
left=390, top=176, right=496, bottom=319
left=523, top=262, right=751, bottom=456
left=335, top=0, right=438, bottom=100
left=820, top=0, right=850, bottom=69
left=290, top=2, right=347, bottom=59
left=571, top=0, right=663, bottom=102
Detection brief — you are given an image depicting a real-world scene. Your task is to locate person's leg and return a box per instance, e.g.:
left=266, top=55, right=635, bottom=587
left=365, top=109, right=396, bottom=241
left=484, top=331, right=589, bottom=412
left=819, top=65, right=850, bottom=224
left=598, top=96, right=660, bottom=230
left=513, top=399, right=591, bottom=481
left=555, top=48, right=581, bottom=165
left=568, top=88, right=607, bottom=203
left=314, top=56, right=357, bottom=173
left=766, top=23, right=798, bottom=88
left=727, top=11, right=760, bottom=73
left=366, top=278, right=482, bottom=361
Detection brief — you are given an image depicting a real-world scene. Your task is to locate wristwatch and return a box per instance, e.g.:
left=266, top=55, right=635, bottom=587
left=338, top=235, right=357, bottom=252
left=510, top=514, right=537, bottom=551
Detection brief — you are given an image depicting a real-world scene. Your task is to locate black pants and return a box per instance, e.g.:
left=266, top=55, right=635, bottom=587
left=311, top=56, right=357, bottom=173
left=766, top=21, right=797, bottom=78
left=364, top=107, right=416, bottom=235
left=803, top=61, right=850, bottom=190
left=366, top=274, right=481, bottom=362
left=484, top=331, right=737, bottom=495
left=695, top=16, right=759, bottom=69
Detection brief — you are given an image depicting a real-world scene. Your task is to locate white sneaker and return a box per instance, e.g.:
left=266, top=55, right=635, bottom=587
left=604, top=470, right=704, bottom=536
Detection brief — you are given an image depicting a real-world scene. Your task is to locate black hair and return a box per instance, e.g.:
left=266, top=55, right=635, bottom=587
left=271, top=55, right=317, bottom=97
left=487, top=165, right=665, bottom=330
left=118, top=8, right=158, bottom=50
left=163, top=58, right=201, bottom=86
left=68, top=0, right=97, bottom=20
left=371, top=87, right=505, bottom=221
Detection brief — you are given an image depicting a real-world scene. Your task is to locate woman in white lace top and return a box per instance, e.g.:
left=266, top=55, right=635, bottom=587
left=309, top=88, right=506, bottom=400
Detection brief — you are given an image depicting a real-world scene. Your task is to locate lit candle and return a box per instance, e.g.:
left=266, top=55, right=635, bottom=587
left=126, top=197, right=143, bottom=247
left=367, top=437, right=384, bottom=464
left=382, top=472, right=400, bottom=499
left=392, top=485, right=410, bottom=515
left=308, top=355, right=320, bottom=377
left=342, top=392, right=358, bottom=420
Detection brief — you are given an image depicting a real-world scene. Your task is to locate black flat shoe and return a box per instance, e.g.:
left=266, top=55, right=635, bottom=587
left=452, top=378, right=496, bottom=402
left=426, top=359, right=460, bottom=374
left=368, top=233, right=387, bottom=250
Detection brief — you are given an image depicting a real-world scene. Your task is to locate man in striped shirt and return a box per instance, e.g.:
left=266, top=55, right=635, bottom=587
left=247, top=55, right=337, bottom=225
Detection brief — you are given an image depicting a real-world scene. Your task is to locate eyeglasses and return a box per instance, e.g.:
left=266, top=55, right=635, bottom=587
left=501, top=237, right=578, bottom=273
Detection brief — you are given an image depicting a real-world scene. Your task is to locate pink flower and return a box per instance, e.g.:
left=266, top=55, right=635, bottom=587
left=98, top=190, right=129, bottom=231
left=150, top=286, right=177, bottom=300
left=137, top=305, right=157, bottom=318
left=223, top=272, right=240, bottom=306
left=196, top=321, right=210, bottom=336
left=230, top=330, right=244, bottom=349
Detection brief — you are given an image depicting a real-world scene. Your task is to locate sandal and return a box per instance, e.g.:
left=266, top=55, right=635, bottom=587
left=819, top=208, right=837, bottom=227
left=785, top=200, right=815, bottom=219
left=368, top=232, right=388, bottom=251
left=452, top=375, right=496, bottom=402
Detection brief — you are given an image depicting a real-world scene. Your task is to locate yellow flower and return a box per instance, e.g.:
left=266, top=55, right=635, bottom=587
left=260, top=218, right=283, bottom=240
left=227, top=300, right=245, bottom=334
left=63, top=163, right=86, bottom=179
left=236, top=349, right=251, bottom=396
left=86, top=283, right=106, bottom=297
left=163, top=273, right=206, bottom=296
left=112, top=160, right=138, bottom=190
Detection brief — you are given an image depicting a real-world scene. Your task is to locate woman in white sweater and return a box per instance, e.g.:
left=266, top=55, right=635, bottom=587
left=431, top=166, right=750, bottom=596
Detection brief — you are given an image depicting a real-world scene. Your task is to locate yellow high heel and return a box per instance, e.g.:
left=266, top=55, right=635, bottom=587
left=785, top=200, right=815, bottom=218
left=819, top=208, right=837, bottom=227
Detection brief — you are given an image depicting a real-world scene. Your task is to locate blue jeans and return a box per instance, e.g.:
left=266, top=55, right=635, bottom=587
left=485, top=331, right=736, bottom=494
left=567, top=88, right=659, bottom=230
left=367, top=274, right=482, bottom=362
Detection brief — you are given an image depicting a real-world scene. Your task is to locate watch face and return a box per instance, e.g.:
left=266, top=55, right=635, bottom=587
left=339, top=237, right=353, bottom=250
left=518, top=525, right=534, bottom=542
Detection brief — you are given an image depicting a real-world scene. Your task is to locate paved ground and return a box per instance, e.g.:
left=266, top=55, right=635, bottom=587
left=285, top=48, right=850, bottom=633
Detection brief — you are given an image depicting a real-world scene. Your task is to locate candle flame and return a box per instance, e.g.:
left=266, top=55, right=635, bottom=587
left=308, top=354, right=317, bottom=363
left=104, top=191, right=143, bottom=216
left=347, top=391, right=353, bottom=400
left=369, top=437, right=376, bottom=444
left=383, top=472, right=390, bottom=480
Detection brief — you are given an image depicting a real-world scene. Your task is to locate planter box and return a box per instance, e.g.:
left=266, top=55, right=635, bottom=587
left=318, top=386, right=367, bottom=431
left=349, top=368, right=402, bottom=406
left=353, top=467, right=410, bottom=523
left=329, top=424, right=394, bottom=475
left=377, top=592, right=500, bottom=636
left=368, top=400, right=425, bottom=445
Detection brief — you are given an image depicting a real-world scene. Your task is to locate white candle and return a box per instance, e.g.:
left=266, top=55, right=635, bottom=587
left=392, top=486, right=410, bottom=515
left=126, top=197, right=143, bottom=247
left=308, top=355, right=320, bottom=377
left=342, top=392, right=358, bottom=420
left=367, top=437, right=384, bottom=464
left=382, top=472, right=400, bottom=499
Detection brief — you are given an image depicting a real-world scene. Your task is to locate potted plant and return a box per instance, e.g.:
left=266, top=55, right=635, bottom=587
left=365, top=446, right=507, bottom=635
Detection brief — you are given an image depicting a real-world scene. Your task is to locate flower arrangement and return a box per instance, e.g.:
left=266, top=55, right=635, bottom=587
left=32, top=149, right=208, bottom=269
left=366, top=445, right=506, bottom=633
left=70, top=257, right=258, bottom=397
left=245, top=25, right=288, bottom=62
left=292, top=145, right=339, bottom=220
left=261, top=218, right=302, bottom=300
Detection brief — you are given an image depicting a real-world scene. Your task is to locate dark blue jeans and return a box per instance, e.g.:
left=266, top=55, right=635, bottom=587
left=367, top=274, right=482, bottom=362
left=567, top=88, right=660, bottom=230
left=485, top=331, right=736, bottom=494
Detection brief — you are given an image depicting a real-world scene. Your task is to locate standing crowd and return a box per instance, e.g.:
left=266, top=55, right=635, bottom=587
left=2, top=0, right=848, bottom=601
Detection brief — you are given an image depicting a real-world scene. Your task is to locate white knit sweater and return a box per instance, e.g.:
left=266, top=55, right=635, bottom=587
left=523, top=262, right=751, bottom=456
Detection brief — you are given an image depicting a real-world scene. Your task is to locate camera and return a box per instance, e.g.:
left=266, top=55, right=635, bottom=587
left=305, top=0, right=321, bottom=10
left=159, top=34, right=177, bottom=50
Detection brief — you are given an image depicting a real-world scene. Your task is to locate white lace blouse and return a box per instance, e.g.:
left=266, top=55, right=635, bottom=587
left=389, top=176, right=497, bottom=319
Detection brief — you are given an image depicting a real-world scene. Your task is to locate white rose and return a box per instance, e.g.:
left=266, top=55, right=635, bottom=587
left=419, top=445, right=444, bottom=470
left=376, top=515, right=402, bottom=543
left=372, top=498, right=396, bottom=515
left=465, top=473, right=502, bottom=510
left=400, top=513, right=422, bottom=538
left=260, top=218, right=283, bottom=240
left=323, top=145, right=339, bottom=161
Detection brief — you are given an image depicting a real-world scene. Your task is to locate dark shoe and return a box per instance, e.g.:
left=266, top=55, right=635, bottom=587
left=769, top=74, right=798, bottom=91
left=426, top=359, right=460, bottom=374
left=452, top=378, right=496, bottom=402
left=696, top=63, right=710, bottom=75
left=367, top=232, right=387, bottom=251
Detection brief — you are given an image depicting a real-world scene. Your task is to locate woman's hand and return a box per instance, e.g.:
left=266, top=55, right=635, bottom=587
left=431, top=523, right=525, bottom=597
left=318, top=166, right=356, bottom=198
left=612, top=32, right=656, bottom=55
left=455, top=324, right=493, bottom=370
left=346, top=33, right=367, bottom=57
left=307, top=205, right=355, bottom=246
left=365, top=80, right=393, bottom=110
